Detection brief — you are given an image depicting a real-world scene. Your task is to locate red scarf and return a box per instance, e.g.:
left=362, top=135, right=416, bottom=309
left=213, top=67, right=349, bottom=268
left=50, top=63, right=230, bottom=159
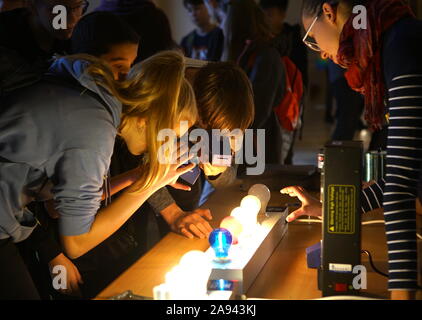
left=337, top=0, right=414, bottom=129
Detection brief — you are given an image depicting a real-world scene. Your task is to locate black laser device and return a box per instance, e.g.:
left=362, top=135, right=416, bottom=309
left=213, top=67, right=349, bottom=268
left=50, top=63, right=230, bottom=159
left=319, top=141, right=363, bottom=297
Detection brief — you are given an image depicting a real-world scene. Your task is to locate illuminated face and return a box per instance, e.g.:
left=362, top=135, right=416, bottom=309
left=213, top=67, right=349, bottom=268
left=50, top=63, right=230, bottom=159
left=302, top=14, right=341, bottom=63
left=99, top=42, right=139, bottom=81
left=31, top=0, right=87, bottom=40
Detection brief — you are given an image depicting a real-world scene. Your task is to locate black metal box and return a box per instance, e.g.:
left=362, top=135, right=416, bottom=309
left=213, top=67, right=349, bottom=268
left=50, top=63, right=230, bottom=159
left=320, top=141, right=363, bottom=297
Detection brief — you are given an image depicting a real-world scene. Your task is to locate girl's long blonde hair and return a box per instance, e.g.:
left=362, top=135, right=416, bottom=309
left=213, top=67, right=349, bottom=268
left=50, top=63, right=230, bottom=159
left=68, top=51, right=198, bottom=192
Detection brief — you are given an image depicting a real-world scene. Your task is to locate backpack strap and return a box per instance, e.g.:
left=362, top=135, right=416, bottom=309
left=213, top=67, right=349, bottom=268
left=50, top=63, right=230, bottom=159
left=236, top=40, right=259, bottom=77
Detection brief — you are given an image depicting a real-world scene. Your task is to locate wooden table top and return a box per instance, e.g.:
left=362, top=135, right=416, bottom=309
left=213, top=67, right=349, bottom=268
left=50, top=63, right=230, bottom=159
left=96, top=181, right=421, bottom=300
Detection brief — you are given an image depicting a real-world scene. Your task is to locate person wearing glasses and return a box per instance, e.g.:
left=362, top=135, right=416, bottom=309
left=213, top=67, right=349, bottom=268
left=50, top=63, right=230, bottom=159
left=0, top=0, right=91, bottom=299
left=283, top=0, right=422, bottom=300
left=0, top=0, right=88, bottom=93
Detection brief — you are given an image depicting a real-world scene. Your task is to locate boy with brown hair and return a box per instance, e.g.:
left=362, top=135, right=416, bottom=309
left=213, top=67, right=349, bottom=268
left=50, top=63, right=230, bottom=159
left=155, top=60, right=255, bottom=240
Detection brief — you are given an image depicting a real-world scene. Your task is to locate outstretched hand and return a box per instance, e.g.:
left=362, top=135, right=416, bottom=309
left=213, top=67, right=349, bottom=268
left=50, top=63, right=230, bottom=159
left=173, top=208, right=214, bottom=239
left=280, top=186, right=322, bottom=222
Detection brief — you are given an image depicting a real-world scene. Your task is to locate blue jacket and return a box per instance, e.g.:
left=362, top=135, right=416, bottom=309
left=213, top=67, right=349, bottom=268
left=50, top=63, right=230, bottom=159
left=0, top=57, right=122, bottom=242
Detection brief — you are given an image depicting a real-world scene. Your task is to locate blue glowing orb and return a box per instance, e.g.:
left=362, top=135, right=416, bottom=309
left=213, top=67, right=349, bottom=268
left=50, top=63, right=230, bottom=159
left=209, top=228, right=233, bottom=261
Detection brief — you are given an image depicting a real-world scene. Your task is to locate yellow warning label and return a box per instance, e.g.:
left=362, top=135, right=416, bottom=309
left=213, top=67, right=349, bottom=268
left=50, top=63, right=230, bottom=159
left=327, top=185, right=356, bottom=234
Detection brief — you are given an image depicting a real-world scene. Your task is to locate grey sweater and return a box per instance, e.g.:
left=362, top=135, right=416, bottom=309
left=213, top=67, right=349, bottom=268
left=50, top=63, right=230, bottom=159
left=0, top=57, right=121, bottom=242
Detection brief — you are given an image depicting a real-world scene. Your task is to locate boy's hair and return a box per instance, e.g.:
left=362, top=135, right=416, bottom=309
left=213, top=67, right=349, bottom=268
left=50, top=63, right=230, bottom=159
left=260, top=0, right=289, bottom=12
left=71, top=11, right=140, bottom=56
left=183, top=0, right=204, bottom=8
left=193, top=62, right=255, bottom=131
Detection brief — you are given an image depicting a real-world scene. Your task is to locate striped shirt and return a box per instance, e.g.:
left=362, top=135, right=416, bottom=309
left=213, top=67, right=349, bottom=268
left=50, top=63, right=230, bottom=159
left=361, top=17, right=422, bottom=291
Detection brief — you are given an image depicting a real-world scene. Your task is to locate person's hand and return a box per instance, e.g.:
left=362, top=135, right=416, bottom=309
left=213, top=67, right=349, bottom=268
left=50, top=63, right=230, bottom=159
left=200, top=163, right=227, bottom=177
left=161, top=203, right=214, bottom=239
left=168, top=182, right=192, bottom=191
left=142, top=142, right=196, bottom=192
left=391, top=290, right=416, bottom=300
left=280, top=186, right=322, bottom=222
left=173, top=209, right=214, bottom=239
left=48, top=253, right=83, bottom=297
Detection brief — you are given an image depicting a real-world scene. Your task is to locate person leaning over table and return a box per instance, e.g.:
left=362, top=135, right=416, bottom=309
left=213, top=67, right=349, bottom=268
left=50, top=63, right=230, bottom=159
left=113, top=59, right=256, bottom=243
left=71, top=14, right=255, bottom=243
left=0, top=51, right=198, bottom=299
left=281, top=0, right=422, bottom=300
left=66, top=12, right=255, bottom=298
left=149, top=59, right=256, bottom=239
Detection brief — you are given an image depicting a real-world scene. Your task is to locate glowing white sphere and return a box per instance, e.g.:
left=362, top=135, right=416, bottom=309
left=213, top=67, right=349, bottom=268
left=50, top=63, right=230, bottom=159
left=179, top=250, right=211, bottom=277
left=248, top=184, right=271, bottom=213
left=230, top=206, right=256, bottom=232
left=240, top=195, right=261, bottom=215
left=165, top=251, right=211, bottom=300
left=230, top=207, right=246, bottom=219
left=165, top=266, right=186, bottom=299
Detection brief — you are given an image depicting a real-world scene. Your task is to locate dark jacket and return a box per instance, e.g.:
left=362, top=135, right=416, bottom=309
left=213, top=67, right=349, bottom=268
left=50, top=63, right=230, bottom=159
left=238, top=41, right=285, bottom=165
left=181, top=27, right=224, bottom=62
left=272, top=23, right=309, bottom=88
left=0, top=8, right=70, bottom=94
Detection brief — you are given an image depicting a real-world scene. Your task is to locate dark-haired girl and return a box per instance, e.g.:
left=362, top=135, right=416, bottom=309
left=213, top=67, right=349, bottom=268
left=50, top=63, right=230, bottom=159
left=282, top=0, right=422, bottom=300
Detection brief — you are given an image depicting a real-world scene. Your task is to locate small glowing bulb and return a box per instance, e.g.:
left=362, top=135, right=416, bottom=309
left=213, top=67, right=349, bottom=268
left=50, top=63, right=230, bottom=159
left=179, top=250, right=211, bottom=272
left=230, top=206, right=255, bottom=234
left=248, top=184, right=271, bottom=214
left=165, top=265, right=185, bottom=299
left=209, top=228, right=232, bottom=263
left=230, top=206, right=246, bottom=219
left=241, top=195, right=261, bottom=213
left=165, top=251, right=212, bottom=299
left=220, top=216, right=243, bottom=244
left=179, top=250, right=212, bottom=285
left=240, top=195, right=261, bottom=228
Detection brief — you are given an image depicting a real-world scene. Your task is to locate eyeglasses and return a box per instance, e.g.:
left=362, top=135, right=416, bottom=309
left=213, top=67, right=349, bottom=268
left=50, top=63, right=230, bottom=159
left=302, top=14, right=321, bottom=52
left=42, top=0, right=90, bottom=16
